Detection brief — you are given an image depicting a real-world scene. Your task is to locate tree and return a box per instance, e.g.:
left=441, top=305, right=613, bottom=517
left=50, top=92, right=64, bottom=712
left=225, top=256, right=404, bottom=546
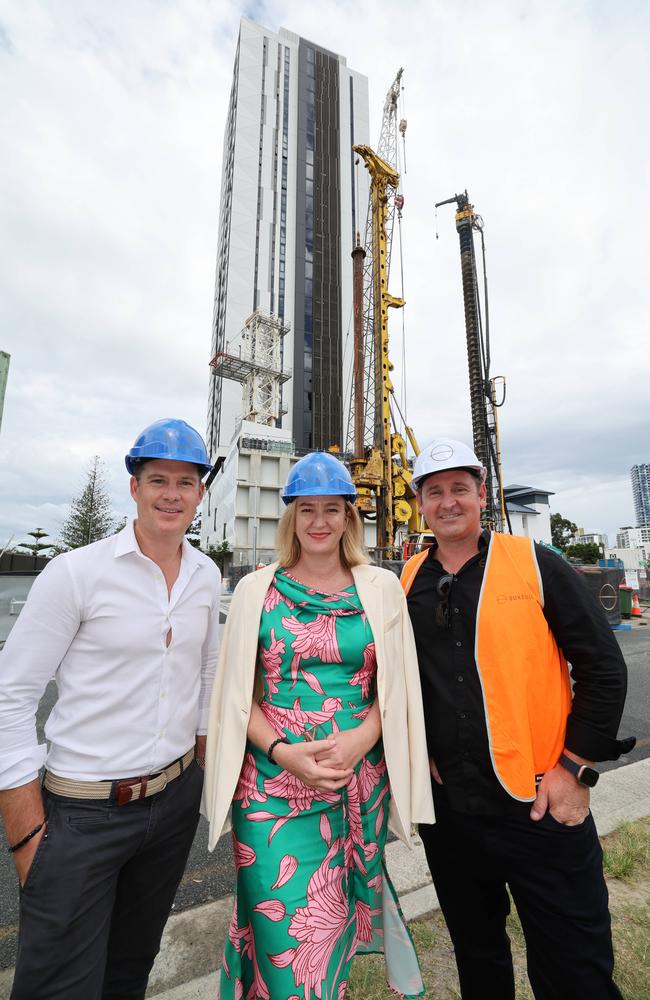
left=17, top=528, right=54, bottom=556
left=58, top=456, right=117, bottom=550
left=206, top=540, right=231, bottom=572
left=186, top=511, right=202, bottom=549
left=565, top=542, right=601, bottom=564
left=550, top=513, right=578, bottom=551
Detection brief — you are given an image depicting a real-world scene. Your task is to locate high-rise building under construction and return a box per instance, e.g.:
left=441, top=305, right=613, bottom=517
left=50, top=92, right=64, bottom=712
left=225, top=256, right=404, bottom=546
left=206, top=17, right=369, bottom=459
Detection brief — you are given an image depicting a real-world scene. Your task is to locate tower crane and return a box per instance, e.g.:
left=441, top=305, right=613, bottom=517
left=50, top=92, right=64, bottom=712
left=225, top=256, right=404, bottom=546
left=435, top=191, right=510, bottom=533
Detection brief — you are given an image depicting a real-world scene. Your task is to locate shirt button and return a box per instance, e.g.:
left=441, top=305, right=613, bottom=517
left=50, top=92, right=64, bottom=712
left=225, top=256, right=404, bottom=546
left=453, top=607, right=460, bottom=614
left=457, top=675, right=464, bottom=683
left=456, top=641, right=462, bottom=647
left=459, top=712, right=466, bottom=719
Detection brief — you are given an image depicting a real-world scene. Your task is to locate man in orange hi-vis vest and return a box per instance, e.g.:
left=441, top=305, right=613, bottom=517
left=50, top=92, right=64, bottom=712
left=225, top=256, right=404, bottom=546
left=402, top=438, right=635, bottom=1000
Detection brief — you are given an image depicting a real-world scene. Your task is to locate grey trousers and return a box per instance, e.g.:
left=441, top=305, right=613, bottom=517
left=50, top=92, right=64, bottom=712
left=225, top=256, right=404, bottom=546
left=12, top=759, right=203, bottom=1000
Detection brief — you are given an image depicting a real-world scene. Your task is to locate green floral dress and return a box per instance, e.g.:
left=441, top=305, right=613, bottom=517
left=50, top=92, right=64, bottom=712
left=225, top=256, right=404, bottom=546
left=219, top=569, right=424, bottom=1000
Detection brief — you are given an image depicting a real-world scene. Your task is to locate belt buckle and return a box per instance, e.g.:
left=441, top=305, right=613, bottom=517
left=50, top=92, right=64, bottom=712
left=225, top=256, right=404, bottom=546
left=115, top=776, right=147, bottom=806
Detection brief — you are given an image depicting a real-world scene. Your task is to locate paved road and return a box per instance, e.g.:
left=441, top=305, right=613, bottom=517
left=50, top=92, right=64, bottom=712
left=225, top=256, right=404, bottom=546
left=1, top=626, right=648, bottom=970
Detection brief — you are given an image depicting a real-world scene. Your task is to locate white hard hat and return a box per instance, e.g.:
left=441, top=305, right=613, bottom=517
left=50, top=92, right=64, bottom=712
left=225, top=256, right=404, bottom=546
left=411, top=438, right=486, bottom=492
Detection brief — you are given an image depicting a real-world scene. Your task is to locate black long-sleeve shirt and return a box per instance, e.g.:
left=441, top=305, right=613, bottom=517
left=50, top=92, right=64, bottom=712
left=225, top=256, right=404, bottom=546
left=406, top=532, right=635, bottom=815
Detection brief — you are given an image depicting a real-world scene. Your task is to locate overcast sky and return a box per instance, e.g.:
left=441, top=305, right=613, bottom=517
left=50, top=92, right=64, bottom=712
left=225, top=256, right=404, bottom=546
left=1, top=0, right=648, bottom=550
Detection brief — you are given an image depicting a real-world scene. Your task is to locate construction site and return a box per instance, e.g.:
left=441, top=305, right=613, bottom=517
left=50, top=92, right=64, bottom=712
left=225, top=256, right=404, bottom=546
left=203, top=55, right=519, bottom=580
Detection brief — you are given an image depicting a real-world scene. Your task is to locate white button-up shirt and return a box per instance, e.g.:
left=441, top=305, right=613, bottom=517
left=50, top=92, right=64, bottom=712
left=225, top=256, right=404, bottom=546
left=0, top=521, right=221, bottom=788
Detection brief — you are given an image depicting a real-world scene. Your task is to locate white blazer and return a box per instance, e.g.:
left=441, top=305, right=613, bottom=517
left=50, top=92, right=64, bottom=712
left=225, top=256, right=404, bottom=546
left=202, top=562, right=434, bottom=850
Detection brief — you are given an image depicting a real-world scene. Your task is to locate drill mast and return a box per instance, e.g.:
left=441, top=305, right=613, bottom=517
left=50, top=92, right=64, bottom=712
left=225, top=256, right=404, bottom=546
left=435, top=191, right=508, bottom=532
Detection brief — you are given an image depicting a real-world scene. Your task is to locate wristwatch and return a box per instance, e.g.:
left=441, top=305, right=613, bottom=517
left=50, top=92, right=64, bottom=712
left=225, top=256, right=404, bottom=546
left=559, top=753, right=599, bottom=787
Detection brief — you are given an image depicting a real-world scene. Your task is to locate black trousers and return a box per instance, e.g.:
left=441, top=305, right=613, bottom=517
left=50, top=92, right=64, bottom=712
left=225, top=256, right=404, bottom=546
left=419, top=796, right=622, bottom=1000
left=12, top=759, right=203, bottom=1000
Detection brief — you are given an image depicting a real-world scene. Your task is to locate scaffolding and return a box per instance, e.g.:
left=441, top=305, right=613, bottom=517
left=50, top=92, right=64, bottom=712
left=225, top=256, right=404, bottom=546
left=210, top=310, right=291, bottom=427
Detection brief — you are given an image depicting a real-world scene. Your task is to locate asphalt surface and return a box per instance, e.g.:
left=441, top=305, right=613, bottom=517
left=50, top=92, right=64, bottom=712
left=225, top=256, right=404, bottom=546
left=1, top=624, right=648, bottom=972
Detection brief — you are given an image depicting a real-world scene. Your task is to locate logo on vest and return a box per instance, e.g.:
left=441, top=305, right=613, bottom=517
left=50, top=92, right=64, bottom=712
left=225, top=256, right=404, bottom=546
left=496, top=592, right=535, bottom=604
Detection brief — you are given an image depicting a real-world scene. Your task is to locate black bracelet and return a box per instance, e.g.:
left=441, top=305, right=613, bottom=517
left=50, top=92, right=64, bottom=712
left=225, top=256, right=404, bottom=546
left=267, top=737, right=289, bottom=763
left=8, top=821, right=45, bottom=854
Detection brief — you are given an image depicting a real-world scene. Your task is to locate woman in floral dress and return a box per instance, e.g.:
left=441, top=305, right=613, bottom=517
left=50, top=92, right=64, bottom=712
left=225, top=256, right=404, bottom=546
left=203, top=452, right=434, bottom=999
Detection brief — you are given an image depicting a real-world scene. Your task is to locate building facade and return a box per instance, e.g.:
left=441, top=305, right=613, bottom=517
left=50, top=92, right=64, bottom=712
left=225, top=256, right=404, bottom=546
left=616, top=525, right=650, bottom=549
left=203, top=18, right=369, bottom=556
left=631, top=464, right=650, bottom=527
left=503, top=485, right=553, bottom=545
left=206, top=18, right=369, bottom=459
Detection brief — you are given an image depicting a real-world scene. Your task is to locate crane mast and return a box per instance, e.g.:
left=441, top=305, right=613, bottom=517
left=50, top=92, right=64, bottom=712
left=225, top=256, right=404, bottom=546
left=351, top=145, right=412, bottom=556
left=347, top=69, right=404, bottom=452
left=435, top=191, right=508, bottom=532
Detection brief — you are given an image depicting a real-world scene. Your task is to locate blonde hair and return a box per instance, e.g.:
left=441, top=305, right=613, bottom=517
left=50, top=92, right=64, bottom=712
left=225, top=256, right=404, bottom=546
left=276, top=499, right=370, bottom=569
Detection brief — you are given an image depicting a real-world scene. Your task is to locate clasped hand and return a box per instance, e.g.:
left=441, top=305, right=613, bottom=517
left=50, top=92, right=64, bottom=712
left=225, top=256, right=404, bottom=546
left=274, top=738, right=352, bottom=792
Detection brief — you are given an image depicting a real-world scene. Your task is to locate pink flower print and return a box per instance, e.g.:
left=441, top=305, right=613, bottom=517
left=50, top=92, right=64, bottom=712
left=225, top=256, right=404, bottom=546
left=253, top=899, right=286, bottom=921
left=228, top=921, right=270, bottom=1000
left=349, top=642, right=376, bottom=699
left=264, top=768, right=338, bottom=814
left=227, top=900, right=242, bottom=952
left=374, top=803, right=385, bottom=839
left=343, top=774, right=366, bottom=875
left=354, top=900, right=372, bottom=945
left=288, top=839, right=349, bottom=998
left=320, top=812, right=332, bottom=846
left=338, top=983, right=348, bottom=999
left=231, top=832, right=256, bottom=872
left=282, top=613, right=342, bottom=688
left=233, top=752, right=267, bottom=808
left=263, top=698, right=311, bottom=737
left=269, top=949, right=295, bottom=969
left=234, top=980, right=243, bottom=1000
left=271, top=854, right=298, bottom=889
left=357, top=756, right=387, bottom=803
left=259, top=628, right=285, bottom=698
left=263, top=583, right=296, bottom=613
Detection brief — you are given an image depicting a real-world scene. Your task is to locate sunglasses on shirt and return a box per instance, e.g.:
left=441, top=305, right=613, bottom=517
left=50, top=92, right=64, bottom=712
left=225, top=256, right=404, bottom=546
left=435, top=573, right=454, bottom=629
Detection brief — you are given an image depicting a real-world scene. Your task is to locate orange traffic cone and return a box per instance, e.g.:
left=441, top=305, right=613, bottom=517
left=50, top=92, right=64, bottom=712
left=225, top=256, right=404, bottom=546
left=631, top=593, right=643, bottom=617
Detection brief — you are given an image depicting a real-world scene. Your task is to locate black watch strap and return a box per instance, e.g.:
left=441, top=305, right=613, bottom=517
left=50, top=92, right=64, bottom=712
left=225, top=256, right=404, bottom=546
left=559, top=753, right=599, bottom=787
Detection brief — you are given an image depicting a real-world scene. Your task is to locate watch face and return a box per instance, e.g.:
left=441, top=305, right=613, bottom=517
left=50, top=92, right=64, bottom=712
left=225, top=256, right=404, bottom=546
left=579, top=766, right=599, bottom=788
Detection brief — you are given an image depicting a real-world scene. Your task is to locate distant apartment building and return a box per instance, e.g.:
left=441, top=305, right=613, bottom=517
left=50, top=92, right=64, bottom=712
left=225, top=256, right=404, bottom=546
left=616, top=525, right=650, bottom=550
left=631, top=463, right=650, bottom=526
left=572, top=529, right=608, bottom=549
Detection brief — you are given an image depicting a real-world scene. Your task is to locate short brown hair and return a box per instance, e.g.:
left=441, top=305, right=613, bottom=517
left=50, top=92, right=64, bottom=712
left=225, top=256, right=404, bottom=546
left=275, top=500, right=370, bottom=569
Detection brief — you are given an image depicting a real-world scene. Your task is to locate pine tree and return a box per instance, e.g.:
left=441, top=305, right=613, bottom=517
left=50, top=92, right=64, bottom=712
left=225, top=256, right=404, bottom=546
left=58, top=457, right=116, bottom=550
left=17, top=528, right=54, bottom=556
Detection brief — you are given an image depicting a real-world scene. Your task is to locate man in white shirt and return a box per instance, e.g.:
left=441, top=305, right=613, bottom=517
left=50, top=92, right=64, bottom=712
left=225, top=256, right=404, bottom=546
left=0, top=418, right=221, bottom=1000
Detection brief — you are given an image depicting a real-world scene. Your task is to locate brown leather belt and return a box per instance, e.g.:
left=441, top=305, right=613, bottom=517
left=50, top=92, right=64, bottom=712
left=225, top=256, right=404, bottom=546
left=44, top=748, right=195, bottom=805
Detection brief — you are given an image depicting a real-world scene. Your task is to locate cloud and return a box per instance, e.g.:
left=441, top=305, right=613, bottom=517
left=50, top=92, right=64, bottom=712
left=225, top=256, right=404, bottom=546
left=1, top=0, right=649, bottom=549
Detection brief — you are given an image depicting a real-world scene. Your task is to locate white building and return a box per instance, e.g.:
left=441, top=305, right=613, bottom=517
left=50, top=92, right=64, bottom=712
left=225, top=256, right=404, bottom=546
left=503, top=485, right=553, bottom=545
left=616, top=525, right=650, bottom=550
left=572, top=529, right=608, bottom=549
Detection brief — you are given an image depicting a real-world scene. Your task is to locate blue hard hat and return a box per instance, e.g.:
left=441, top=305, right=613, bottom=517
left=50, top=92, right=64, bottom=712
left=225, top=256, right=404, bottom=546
left=282, top=452, right=356, bottom=505
left=125, top=419, right=212, bottom=477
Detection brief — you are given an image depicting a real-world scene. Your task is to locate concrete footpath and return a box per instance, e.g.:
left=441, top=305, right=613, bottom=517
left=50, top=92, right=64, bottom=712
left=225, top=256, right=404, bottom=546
left=144, top=757, right=650, bottom=1000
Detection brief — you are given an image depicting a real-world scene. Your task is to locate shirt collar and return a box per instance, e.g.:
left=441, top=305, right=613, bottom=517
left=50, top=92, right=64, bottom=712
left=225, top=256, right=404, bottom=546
left=114, top=519, right=205, bottom=570
left=427, top=528, right=490, bottom=558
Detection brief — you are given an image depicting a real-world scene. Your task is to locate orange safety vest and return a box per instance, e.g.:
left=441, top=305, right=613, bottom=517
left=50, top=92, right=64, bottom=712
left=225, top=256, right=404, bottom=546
left=401, top=533, right=572, bottom=801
